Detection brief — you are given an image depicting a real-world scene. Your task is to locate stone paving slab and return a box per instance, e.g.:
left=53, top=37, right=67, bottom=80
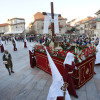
left=0, top=41, right=100, bottom=100
left=95, top=80, right=100, bottom=96
left=86, top=82, right=100, bottom=100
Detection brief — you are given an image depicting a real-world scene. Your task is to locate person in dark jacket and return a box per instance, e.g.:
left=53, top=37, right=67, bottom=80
left=3, top=50, right=14, bottom=75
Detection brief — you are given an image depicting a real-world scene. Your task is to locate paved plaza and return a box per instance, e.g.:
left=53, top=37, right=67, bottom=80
left=0, top=41, right=100, bottom=100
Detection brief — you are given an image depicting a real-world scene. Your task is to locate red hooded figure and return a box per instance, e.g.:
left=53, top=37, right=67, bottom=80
left=29, top=46, right=36, bottom=68
left=63, top=52, right=78, bottom=98
left=0, top=38, right=4, bottom=52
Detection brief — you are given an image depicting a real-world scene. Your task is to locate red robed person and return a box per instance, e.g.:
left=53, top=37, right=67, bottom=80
left=29, top=46, right=36, bottom=68
left=0, top=37, right=4, bottom=53
left=63, top=52, right=78, bottom=98
left=24, top=35, right=28, bottom=48
left=12, top=38, right=17, bottom=51
left=24, top=39, right=27, bottom=48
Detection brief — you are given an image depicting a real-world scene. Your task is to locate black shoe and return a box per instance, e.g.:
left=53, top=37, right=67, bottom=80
left=75, top=95, right=78, bottom=98
left=11, top=71, right=15, bottom=73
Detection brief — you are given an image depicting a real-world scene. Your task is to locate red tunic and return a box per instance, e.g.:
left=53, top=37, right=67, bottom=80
left=1, top=44, right=4, bottom=52
left=29, top=50, right=36, bottom=68
left=63, top=62, right=77, bottom=97
left=24, top=42, right=27, bottom=48
left=57, top=97, right=63, bottom=100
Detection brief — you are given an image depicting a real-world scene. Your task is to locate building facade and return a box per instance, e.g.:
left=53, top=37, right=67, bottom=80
left=0, top=23, right=9, bottom=36
left=95, top=10, right=100, bottom=38
left=0, top=18, right=25, bottom=35
left=75, top=17, right=96, bottom=35
left=30, top=12, right=67, bottom=35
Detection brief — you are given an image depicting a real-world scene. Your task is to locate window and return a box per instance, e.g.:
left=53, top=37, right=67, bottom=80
left=13, top=20, right=15, bottom=24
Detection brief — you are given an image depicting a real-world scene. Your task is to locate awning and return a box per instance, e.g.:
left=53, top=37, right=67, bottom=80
left=4, top=31, right=23, bottom=34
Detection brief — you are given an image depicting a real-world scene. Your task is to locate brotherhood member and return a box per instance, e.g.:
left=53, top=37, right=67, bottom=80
left=3, top=50, right=14, bottom=75
left=12, top=38, right=18, bottom=51
left=45, top=47, right=71, bottom=100
left=0, top=37, right=4, bottom=53
left=29, top=45, right=36, bottom=68
left=24, top=35, right=28, bottom=48
left=63, top=52, right=78, bottom=98
left=95, top=39, right=100, bottom=64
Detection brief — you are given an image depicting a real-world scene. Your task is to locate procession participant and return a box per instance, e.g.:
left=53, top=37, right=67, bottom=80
left=45, top=47, right=71, bottom=100
left=24, top=35, right=28, bottom=48
left=95, top=39, right=100, bottom=64
left=12, top=37, right=18, bottom=51
left=63, top=52, right=78, bottom=98
left=29, top=45, right=36, bottom=68
left=3, top=50, right=14, bottom=75
left=0, top=37, right=4, bottom=53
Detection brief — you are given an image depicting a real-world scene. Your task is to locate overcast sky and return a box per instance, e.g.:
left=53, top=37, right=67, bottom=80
left=0, top=0, right=100, bottom=27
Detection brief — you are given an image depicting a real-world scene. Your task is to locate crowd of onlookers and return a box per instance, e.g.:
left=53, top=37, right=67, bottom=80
left=63, top=34, right=99, bottom=46
left=1, top=36, right=24, bottom=41
left=0, top=33, right=99, bottom=46
left=74, top=34, right=99, bottom=46
left=1, top=35, right=36, bottom=42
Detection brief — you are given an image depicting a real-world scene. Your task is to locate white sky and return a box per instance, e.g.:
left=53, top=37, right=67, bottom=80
left=0, top=0, right=100, bottom=28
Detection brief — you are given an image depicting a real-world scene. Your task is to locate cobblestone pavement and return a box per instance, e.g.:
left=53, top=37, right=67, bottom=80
left=0, top=41, right=100, bottom=100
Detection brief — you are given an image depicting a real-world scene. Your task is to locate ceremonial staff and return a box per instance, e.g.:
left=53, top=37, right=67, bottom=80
left=61, top=82, right=68, bottom=100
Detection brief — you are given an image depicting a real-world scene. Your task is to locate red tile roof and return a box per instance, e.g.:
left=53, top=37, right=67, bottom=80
left=95, top=9, right=100, bottom=15
left=78, top=17, right=95, bottom=24
left=0, top=23, right=9, bottom=27
left=34, top=12, right=44, bottom=20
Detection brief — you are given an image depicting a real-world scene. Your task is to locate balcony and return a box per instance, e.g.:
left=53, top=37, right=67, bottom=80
left=96, top=18, right=100, bottom=22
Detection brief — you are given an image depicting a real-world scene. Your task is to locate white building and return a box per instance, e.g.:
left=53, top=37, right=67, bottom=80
left=0, top=18, right=25, bottom=35
left=75, top=17, right=96, bottom=35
